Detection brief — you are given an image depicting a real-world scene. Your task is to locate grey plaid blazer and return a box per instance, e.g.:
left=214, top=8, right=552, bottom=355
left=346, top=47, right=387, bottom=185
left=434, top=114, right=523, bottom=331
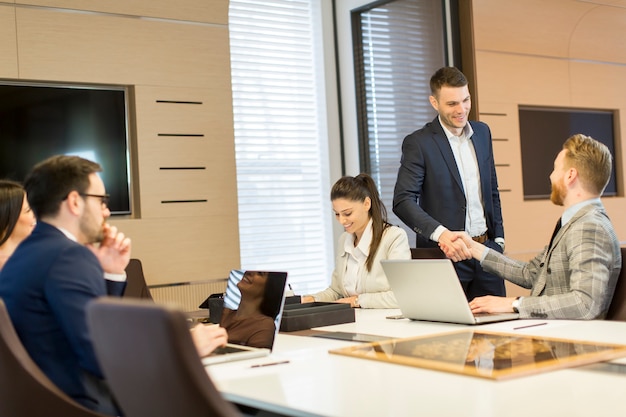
left=481, top=202, right=621, bottom=319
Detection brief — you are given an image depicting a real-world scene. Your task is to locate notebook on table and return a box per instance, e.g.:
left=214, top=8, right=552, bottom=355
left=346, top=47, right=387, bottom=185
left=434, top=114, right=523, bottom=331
left=381, top=259, right=519, bottom=325
left=202, top=269, right=288, bottom=365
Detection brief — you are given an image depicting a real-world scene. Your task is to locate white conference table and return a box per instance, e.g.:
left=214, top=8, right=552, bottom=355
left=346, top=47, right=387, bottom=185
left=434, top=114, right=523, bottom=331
left=207, top=309, right=626, bottom=417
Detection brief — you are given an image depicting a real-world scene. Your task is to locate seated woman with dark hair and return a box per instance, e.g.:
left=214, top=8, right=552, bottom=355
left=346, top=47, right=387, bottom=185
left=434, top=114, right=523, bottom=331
left=0, top=180, right=36, bottom=270
left=302, top=174, right=411, bottom=308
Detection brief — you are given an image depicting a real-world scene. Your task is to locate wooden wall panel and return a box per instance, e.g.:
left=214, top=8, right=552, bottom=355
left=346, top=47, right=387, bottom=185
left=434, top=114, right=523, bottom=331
left=15, top=7, right=230, bottom=88
left=111, top=216, right=240, bottom=287
left=570, top=63, right=626, bottom=110
left=18, top=0, right=228, bottom=24
left=475, top=52, right=572, bottom=106
left=134, top=86, right=234, bottom=147
left=139, top=170, right=237, bottom=218
left=478, top=112, right=518, bottom=195
left=570, top=6, right=626, bottom=64
left=0, top=5, right=18, bottom=78
left=474, top=0, right=626, bottom=64
left=472, top=0, right=626, bottom=262
left=133, top=85, right=237, bottom=219
left=472, top=0, right=594, bottom=58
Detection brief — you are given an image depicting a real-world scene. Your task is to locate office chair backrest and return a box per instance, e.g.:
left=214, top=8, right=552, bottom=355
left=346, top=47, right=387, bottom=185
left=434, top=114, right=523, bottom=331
left=87, top=298, right=241, bottom=417
left=0, top=298, right=105, bottom=417
left=606, top=247, right=626, bottom=321
left=123, top=258, right=153, bottom=300
left=410, top=247, right=447, bottom=259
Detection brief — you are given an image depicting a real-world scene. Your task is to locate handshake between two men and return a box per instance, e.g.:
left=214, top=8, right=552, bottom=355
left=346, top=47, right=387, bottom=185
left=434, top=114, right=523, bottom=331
left=437, top=230, right=521, bottom=316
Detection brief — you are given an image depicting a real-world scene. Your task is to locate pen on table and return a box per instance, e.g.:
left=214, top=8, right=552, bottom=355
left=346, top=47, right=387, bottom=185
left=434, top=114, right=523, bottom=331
left=250, top=360, right=290, bottom=368
left=513, top=322, right=548, bottom=330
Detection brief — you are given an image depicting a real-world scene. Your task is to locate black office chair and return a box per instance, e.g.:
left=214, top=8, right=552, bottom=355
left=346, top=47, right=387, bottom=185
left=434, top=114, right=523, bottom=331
left=606, top=247, right=626, bottom=321
left=0, top=298, right=106, bottom=417
left=410, top=247, right=447, bottom=259
left=87, top=297, right=241, bottom=417
left=123, top=258, right=153, bottom=300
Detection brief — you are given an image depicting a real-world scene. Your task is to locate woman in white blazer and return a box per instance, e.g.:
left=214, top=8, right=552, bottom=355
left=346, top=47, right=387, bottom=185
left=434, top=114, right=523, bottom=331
left=303, top=174, right=410, bottom=308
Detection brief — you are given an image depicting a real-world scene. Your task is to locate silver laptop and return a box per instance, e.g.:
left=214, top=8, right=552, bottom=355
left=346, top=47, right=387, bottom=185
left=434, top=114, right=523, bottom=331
left=382, top=259, right=519, bottom=325
left=202, top=269, right=288, bottom=365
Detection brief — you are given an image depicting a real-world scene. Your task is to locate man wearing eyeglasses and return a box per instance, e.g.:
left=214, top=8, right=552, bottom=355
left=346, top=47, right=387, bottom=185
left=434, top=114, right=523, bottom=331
left=0, top=155, right=227, bottom=415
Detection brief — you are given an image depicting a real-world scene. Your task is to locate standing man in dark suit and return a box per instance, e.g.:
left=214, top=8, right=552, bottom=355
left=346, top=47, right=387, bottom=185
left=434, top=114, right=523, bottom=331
left=393, top=66, right=506, bottom=299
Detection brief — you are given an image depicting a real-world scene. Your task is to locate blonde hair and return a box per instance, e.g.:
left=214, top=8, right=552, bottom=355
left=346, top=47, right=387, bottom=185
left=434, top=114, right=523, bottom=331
left=562, top=134, right=612, bottom=195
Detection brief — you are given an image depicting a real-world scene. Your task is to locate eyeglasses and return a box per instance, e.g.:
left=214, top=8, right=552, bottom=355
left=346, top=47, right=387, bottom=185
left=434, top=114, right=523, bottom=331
left=80, top=193, right=110, bottom=207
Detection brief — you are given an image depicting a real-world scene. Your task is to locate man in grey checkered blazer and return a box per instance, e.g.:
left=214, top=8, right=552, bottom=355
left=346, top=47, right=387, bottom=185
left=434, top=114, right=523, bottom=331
left=443, top=134, right=621, bottom=319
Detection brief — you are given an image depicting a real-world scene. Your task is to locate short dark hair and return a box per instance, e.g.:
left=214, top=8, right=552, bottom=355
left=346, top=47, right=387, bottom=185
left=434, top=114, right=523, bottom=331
left=430, top=66, right=468, bottom=97
left=0, top=180, right=26, bottom=246
left=24, top=155, right=102, bottom=219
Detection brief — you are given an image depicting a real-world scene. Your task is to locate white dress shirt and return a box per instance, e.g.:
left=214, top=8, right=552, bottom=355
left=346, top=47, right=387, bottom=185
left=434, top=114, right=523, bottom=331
left=342, top=219, right=373, bottom=296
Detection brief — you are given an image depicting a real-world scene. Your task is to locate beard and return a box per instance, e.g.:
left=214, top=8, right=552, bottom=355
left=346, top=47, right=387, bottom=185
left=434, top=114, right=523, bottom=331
left=79, top=211, right=105, bottom=244
left=550, top=180, right=566, bottom=206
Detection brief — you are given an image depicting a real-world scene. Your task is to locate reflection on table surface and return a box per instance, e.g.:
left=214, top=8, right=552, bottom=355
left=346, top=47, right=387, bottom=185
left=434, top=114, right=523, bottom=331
left=330, top=329, right=626, bottom=379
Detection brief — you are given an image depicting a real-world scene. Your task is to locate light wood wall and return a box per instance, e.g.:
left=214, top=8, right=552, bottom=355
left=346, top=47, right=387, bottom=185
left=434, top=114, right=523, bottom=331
left=0, top=1, right=239, bottom=302
left=472, top=0, right=626, bottom=262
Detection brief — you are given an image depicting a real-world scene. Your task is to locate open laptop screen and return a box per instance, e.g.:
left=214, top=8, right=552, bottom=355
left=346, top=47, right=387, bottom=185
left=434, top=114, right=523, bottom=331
left=219, top=270, right=287, bottom=350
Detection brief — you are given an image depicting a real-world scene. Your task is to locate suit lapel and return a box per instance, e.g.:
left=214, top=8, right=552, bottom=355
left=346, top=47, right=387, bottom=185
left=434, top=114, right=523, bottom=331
left=533, top=203, right=604, bottom=296
left=549, top=203, right=601, bottom=252
left=430, top=118, right=464, bottom=191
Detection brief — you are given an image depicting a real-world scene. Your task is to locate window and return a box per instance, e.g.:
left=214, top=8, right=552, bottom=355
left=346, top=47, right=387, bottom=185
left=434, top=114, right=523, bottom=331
left=352, top=0, right=457, bottom=240
left=229, top=0, right=333, bottom=293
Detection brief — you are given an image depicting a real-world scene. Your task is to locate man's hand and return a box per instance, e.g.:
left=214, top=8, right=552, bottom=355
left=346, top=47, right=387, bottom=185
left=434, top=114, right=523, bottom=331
left=437, top=230, right=472, bottom=262
left=440, top=231, right=489, bottom=262
left=190, top=323, right=228, bottom=357
left=87, top=223, right=131, bottom=274
left=469, top=295, right=517, bottom=314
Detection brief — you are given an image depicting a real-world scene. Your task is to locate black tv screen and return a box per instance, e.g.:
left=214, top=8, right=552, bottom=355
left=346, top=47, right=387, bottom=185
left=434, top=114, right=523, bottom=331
left=519, top=106, right=618, bottom=200
left=0, top=82, right=131, bottom=215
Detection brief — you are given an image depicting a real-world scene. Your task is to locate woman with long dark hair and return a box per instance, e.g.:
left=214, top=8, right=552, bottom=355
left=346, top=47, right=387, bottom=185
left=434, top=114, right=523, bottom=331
left=0, top=180, right=36, bottom=270
left=303, top=174, right=410, bottom=308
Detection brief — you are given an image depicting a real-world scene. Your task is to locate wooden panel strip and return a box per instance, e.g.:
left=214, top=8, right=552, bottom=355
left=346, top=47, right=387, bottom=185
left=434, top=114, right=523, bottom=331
left=156, top=100, right=203, bottom=104
left=160, top=199, right=208, bottom=204
left=158, top=164, right=205, bottom=167
left=157, top=133, right=205, bottom=137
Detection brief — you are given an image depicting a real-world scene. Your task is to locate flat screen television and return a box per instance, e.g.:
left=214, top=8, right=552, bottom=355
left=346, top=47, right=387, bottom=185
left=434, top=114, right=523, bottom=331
left=519, top=106, right=618, bottom=200
left=0, top=82, right=131, bottom=215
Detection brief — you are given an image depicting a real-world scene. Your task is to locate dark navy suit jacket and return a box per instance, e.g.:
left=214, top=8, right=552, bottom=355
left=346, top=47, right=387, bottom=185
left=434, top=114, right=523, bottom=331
left=0, top=222, right=125, bottom=412
left=393, top=117, right=504, bottom=247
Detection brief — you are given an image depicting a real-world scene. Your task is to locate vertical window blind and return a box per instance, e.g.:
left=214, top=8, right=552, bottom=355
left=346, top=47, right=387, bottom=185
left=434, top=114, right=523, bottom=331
left=355, top=0, right=447, bottom=240
left=229, top=0, right=333, bottom=293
